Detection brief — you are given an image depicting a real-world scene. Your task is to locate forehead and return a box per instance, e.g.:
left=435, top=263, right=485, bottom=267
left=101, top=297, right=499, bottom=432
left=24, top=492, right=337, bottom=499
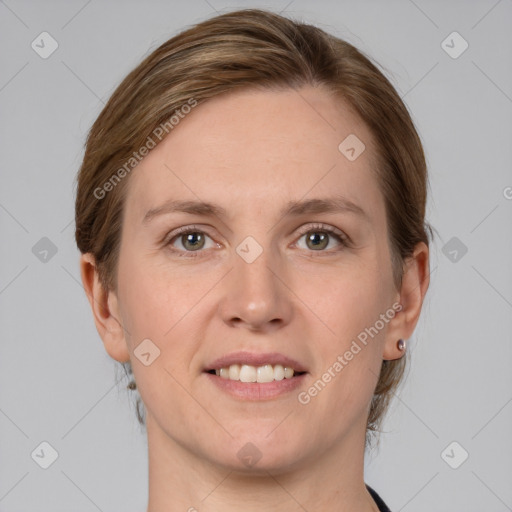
left=124, top=85, right=384, bottom=223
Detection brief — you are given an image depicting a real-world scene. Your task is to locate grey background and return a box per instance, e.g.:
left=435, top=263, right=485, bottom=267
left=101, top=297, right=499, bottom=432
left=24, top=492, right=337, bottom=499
left=1, top=0, right=511, bottom=511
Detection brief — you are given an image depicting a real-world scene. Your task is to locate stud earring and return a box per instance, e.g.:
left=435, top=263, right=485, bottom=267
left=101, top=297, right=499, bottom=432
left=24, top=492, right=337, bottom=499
left=397, top=338, right=406, bottom=351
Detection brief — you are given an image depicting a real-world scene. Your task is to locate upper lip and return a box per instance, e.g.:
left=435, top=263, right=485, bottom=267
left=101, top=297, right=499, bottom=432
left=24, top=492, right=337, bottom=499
left=205, top=351, right=308, bottom=373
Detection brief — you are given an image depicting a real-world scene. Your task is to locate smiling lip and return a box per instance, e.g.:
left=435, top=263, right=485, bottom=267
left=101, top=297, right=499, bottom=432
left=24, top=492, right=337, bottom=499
left=204, top=371, right=307, bottom=400
left=204, top=351, right=308, bottom=373
left=203, top=351, right=308, bottom=401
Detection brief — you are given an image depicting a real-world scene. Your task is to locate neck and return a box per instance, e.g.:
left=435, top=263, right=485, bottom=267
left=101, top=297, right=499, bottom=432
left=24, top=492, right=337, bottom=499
left=145, top=414, right=380, bottom=512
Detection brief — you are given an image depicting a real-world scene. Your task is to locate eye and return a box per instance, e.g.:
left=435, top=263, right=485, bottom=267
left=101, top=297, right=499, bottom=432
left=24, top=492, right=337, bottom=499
left=294, top=223, right=348, bottom=254
left=164, top=223, right=349, bottom=258
left=165, top=225, right=217, bottom=257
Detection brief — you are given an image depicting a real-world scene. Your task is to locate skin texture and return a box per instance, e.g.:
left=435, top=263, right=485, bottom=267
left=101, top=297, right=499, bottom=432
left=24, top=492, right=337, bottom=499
left=81, top=85, right=429, bottom=511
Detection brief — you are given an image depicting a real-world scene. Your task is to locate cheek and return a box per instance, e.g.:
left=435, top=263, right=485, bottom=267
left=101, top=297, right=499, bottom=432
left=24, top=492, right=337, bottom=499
left=306, top=273, right=386, bottom=419
left=116, top=262, right=201, bottom=414
left=117, top=253, right=212, bottom=367
left=117, top=243, right=188, bottom=330
left=303, top=254, right=391, bottom=408
left=118, top=271, right=171, bottom=341
left=307, top=258, right=387, bottom=340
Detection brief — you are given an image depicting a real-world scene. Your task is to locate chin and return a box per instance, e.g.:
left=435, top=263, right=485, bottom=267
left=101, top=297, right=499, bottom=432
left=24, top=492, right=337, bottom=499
left=205, top=430, right=307, bottom=475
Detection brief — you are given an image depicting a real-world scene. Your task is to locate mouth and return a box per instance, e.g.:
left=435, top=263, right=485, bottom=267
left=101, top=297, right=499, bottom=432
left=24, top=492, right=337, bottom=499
left=203, top=351, right=308, bottom=400
left=205, top=364, right=307, bottom=383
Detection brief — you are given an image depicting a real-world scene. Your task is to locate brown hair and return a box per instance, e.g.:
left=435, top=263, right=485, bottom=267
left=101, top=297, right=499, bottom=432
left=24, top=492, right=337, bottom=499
left=75, top=8, right=432, bottom=449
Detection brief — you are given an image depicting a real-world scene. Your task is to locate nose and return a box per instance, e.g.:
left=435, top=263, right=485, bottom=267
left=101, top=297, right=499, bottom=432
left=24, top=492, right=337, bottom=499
left=218, top=242, right=293, bottom=332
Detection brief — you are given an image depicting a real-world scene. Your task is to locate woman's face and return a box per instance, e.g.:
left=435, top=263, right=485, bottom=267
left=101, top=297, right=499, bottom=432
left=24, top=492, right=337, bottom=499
left=107, top=85, right=409, bottom=472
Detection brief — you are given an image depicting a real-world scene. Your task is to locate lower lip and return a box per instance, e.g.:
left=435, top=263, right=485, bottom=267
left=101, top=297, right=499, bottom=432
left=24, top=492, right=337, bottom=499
left=204, top=372, right=307, bottom=400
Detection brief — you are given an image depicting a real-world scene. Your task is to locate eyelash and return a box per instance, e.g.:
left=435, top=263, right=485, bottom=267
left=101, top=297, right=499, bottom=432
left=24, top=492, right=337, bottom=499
left=163, top=223, right=350, bottom=258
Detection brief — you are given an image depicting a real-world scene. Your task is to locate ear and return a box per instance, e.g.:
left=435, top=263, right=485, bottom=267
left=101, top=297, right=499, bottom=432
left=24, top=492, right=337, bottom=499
left=79, top=253, right=130, bottom=363
left=383, top=241, right=430, bottom=361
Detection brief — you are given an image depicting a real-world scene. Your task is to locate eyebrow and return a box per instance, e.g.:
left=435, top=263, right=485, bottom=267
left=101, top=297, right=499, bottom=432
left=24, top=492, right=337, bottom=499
left=142, top=195, right=369, bottom=225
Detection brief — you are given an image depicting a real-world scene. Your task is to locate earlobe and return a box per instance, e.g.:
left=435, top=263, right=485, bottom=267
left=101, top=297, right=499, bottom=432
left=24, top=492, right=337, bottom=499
left=79, top=253, right=130, bottom=363
left=383, top=242, right=430, bottom=360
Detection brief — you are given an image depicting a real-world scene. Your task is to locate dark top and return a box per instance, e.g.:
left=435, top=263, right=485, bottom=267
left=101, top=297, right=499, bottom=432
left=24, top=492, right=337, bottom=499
left=366, top=484, right=392, bottom=512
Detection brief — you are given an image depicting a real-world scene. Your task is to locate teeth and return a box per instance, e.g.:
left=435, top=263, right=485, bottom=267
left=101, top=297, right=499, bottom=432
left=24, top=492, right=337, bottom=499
left=213, top=364, right=296, bottom=382
left=257, top=364, right=274, bottom=383
left=229, top=364, right=240, bottom=380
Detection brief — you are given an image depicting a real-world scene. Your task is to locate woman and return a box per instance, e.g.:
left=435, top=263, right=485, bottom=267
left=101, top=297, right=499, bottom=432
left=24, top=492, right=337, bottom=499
left=75, top=8, right=431, bottom=511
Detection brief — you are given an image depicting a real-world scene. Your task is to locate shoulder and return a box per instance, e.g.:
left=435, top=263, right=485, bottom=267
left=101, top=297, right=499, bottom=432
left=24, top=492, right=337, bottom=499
left=365, top=484, right=392, bottom=512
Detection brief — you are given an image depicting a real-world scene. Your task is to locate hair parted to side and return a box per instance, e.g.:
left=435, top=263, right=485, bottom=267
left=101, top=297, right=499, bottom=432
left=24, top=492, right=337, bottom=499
left=75, top=8, right=432, bottom=450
